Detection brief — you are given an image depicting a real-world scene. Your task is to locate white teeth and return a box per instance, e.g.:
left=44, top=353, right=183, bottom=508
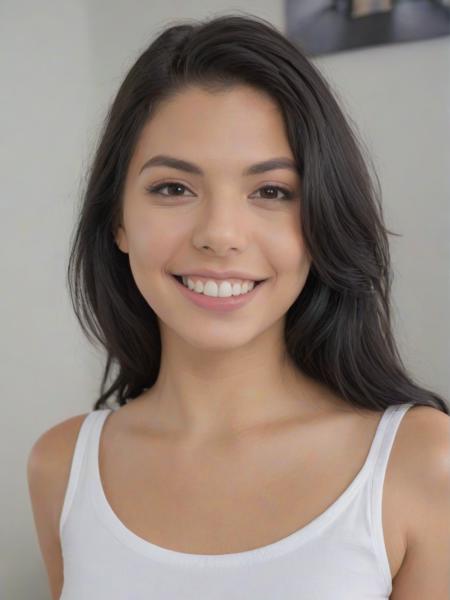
left=181, top=277, right=255, bottom=297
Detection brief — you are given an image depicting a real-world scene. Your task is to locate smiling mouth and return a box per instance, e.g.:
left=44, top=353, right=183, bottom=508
left=171, top=274, right=266, bottom=287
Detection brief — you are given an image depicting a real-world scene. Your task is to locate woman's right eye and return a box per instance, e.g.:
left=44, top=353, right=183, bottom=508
left=146, top=182, right=193, bottom=197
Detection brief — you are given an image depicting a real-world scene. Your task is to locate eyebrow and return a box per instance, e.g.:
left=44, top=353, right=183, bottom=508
left=138, top=154, right=298, bottom=176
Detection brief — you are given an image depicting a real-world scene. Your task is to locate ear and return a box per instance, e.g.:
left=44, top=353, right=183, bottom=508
left=114, top=225, right=129, bottom=254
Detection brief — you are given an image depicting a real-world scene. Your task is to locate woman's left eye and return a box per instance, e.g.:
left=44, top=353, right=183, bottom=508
left=252, top=185, right=294, bottom=201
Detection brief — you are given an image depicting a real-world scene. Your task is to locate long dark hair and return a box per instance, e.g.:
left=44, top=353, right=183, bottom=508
left=67, top=13, right=449, bottom=415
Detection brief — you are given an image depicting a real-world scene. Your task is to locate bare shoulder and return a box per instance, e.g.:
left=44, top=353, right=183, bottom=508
left=27, top=412, right=91, bottom=600
left=402, top=403, right=449, bottom=435
left=27, top=412, right=91, bottom=531
left=395, top=405, right=449, bottom=508
left=397, top=405, right=449, bottom=487
left=390, top=405, right=450, bottom=599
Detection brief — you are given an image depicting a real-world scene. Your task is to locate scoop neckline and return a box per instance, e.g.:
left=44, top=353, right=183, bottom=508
left=90, top=405, right=395, bottom=566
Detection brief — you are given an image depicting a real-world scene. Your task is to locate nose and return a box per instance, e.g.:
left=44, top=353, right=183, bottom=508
left=193, top=198, right=248, bottom=256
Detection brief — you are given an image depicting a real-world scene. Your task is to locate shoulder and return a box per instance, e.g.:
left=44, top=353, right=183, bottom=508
left=390, top=405, right=450, bottom=598
left=396, top=405, right=449, bottom=500
left=381, top=404, right=449, bottom=530
left=26, top=412, right=93, bottom=600
left=27, top=412, right=91, bottom=533
left=28, top=412, right=91, bottom=472
left=398, top=405, right=449, bottom=483
left=401, top=402, right=449, bottom=434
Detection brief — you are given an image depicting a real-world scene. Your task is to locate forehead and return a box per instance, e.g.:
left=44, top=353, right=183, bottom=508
left=131, top=85, right=294, bottom=176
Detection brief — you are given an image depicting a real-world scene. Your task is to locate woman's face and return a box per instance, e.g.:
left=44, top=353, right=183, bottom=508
left=115, top=84, right=311, bottom=352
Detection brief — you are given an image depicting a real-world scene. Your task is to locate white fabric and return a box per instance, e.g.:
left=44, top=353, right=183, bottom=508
left=59, top=401, right=414, bottom=599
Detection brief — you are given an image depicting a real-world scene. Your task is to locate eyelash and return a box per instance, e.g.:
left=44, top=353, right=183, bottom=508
left=145, top=181, right=295, bottom=202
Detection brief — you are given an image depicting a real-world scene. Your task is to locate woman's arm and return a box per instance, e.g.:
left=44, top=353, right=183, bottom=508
left=390, top=408, right=450, bottom=599
left=27, top=414, right=88, bottom=600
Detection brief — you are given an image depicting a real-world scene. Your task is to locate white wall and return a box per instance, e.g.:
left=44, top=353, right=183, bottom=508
left=1, top=1, right=448, bottom=597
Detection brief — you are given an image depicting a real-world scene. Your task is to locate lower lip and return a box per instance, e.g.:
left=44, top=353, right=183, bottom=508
left=171, top=275, right=267, bottom=313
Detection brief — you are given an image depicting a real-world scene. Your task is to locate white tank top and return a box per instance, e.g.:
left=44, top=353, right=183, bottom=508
left=58, top=402, right=414, bottom=599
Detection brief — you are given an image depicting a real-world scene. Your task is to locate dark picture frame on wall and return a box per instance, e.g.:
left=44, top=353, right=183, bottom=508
left=285, top=0, right=450, bottom=57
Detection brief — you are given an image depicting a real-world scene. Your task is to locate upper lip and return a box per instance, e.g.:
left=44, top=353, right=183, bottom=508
left=172, top=269, right=267, bottom=281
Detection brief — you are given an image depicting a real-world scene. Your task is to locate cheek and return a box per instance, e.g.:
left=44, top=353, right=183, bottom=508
left=269, top=226, right=310, bottom=276
left=127, top=218, right=174, bottom=265
left=126, top=220, right=185, bottom=304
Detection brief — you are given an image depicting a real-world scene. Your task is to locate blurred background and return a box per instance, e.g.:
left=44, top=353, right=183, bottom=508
left=286, top=0, right=450, bottom=55
left=1, top=1, right=449, bottom=597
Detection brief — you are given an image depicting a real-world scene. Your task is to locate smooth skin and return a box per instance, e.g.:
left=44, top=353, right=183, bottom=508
left=27, top=85, right=450, bottom=599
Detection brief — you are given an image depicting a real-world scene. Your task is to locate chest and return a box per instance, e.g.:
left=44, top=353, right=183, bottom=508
left=98, top=412, right=407, bottom=579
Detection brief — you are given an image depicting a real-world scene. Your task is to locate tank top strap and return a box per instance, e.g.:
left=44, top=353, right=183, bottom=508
left=59, top=409, right=112, bottom=539
left=364, top=403, right=414, bottom=477
left=367, top=402, right=415, bottom=590
left=373, top=403, right=415, bottom=477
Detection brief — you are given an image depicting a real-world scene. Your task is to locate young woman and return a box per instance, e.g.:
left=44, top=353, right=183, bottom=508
left=27, top=13, right=449, bottom=600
